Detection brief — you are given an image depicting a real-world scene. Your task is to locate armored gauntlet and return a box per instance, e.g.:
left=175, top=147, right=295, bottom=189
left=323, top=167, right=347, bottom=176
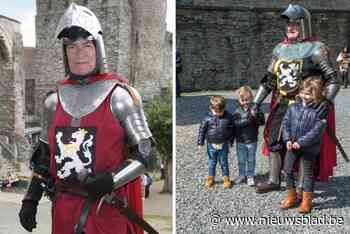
left=19, top=141, right=50, bottom=232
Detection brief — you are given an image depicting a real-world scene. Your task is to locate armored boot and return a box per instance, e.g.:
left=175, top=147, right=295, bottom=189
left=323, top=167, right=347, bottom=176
left=281, top=188, right=297, bottom=209
left=297, top=192, right=313, bottom=213
left=223, top=176, right=231, bottom=189
left=256, top=152, right=281, bottom=193
left=205, top=176, right=215, bottom=188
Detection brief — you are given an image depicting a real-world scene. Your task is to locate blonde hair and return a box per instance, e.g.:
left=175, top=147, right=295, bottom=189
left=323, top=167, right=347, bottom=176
left=209, top=95, right=225, bottom=111
left=236, top=85, right=253, bottom=101
left=299, top=77, right=324, bottom=104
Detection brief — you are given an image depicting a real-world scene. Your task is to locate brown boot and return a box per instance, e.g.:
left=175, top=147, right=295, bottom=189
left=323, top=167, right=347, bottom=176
left=205, top=176, right=215, bottom=188
left=281, top=188, right=297, bottom=209
left=223, top=176, right=231, bottom=189
left=297, top=192, right=313, bottom=213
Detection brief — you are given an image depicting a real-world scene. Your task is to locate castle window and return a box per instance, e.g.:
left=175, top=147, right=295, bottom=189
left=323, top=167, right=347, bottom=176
left=25, top=79, right=35, bottom=115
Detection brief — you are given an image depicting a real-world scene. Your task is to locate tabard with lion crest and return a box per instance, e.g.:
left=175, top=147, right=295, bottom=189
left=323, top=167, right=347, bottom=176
left=267, top=40, right=334, bottom=98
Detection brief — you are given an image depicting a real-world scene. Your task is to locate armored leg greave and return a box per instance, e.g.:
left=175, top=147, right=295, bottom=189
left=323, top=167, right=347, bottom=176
left=269, top=152, right=282, bottom=184
left=297, top=157, right=305, bottom=191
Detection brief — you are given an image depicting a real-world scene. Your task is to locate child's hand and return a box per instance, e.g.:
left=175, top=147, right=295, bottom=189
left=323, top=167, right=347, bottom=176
left=292, top=142, right=301, bottom=149
left=286, top=141, right=293, bottom=150
left=197, top=145, right=204, bottom=155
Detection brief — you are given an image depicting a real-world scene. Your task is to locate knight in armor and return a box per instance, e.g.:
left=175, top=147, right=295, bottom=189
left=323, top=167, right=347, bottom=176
left=253, top=4, right=339, bottom=200
left=19, top=3, right=157, bottom=234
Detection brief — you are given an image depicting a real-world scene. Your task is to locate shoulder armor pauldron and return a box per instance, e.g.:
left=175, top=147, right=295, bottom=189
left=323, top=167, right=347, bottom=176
left=40, top=92, right=58, bottom=143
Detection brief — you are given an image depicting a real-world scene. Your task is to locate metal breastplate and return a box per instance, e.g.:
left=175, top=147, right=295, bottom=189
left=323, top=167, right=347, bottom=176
left=272, top=41, right=322, bottom=96
left=58, top=79, right=119, bottom=119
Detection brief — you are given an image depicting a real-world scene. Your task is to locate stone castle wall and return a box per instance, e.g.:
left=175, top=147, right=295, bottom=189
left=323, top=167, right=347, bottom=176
left=0, top=16, right=28, bottom=178
left=177, top=0, right=350, bottom=91
left=0, top=16, right=24, bottom=136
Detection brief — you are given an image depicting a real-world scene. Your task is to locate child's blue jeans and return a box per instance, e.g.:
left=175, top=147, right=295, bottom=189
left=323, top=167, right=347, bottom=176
left=207, top=143, right=229, bottom=177
left=236, top=142, right=257, bottom=177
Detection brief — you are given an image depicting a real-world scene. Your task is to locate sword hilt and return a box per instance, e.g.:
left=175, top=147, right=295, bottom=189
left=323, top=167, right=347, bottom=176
left=96, top=194, right=109, bottom=214
left=96, top=194, right=128, bottom=214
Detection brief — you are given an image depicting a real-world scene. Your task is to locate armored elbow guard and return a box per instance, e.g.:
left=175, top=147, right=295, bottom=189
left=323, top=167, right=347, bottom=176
left=324, top=82, right=340, bottom=102
left=131, top=138, right=153, bottom=169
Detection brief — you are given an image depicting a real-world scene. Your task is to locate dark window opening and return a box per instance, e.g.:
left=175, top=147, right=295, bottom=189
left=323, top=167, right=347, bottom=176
left=25, top=79, right=35, bottom=115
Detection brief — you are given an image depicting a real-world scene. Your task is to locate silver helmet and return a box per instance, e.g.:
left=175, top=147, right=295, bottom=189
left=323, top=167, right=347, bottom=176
left=55, top=3, right=108, bottom=75
left=281, top=4, right=312, bottom=41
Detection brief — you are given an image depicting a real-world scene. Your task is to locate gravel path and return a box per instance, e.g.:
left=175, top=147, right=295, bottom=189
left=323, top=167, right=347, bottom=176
left=176, top=89, right=350, bottom=233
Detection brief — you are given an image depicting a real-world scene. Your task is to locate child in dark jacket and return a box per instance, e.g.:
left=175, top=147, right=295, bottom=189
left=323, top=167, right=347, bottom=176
left=197, top=96, right=234, bottom=189
left=233, top=86, right=265, bottom=186
left=280, top=77, right=326, bottom=213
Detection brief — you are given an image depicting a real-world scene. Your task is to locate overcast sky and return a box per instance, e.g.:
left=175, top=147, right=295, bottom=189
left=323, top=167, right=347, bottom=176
left=0, top=0, right=175, bottom=47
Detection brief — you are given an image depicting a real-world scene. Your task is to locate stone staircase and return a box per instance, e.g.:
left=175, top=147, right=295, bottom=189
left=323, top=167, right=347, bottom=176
left=0, top=156, right=20, bottom=179
left=0, top=131, right=32, bottom=179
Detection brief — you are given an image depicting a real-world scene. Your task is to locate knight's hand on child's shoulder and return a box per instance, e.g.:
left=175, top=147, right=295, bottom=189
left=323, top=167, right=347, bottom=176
left=250, top=102, right=259, bottom=116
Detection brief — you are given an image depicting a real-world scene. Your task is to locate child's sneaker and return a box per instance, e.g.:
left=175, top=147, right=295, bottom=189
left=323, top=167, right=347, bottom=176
left=223, top=176, right=231, bottom=189
left=205, top=176, right=215, bottom=188
left=247, top=176, right=255, bottom=186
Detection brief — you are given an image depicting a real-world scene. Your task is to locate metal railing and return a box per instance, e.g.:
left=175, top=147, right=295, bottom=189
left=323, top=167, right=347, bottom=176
left=24, top=127, right=42, bottom=146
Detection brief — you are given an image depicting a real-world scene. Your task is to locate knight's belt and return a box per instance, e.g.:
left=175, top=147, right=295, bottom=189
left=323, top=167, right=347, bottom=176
left=55, top=181, right=89, bottom=197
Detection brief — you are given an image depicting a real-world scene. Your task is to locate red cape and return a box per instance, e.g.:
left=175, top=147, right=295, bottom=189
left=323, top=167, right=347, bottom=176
left=262, top=92, right=337, bottom=181
left=127, top=177, right=144, bottom=234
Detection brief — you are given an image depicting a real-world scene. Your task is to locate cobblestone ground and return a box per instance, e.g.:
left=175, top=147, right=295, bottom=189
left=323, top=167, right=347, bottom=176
left=176, top=89, right=350, bottom=233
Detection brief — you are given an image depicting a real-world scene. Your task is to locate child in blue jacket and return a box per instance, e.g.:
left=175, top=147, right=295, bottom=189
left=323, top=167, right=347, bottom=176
left=280, top=78, right=327, bottom=213
left=197, top=96, right=235, bottom=189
